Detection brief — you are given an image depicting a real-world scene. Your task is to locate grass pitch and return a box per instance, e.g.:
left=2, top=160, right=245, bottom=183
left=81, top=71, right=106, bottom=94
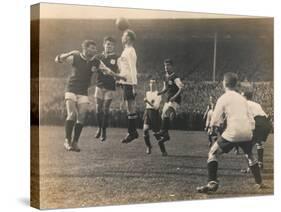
left=38, top=126, right=273, bottom=209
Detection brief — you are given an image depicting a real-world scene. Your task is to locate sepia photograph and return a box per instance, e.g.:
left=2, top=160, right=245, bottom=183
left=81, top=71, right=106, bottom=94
left=31, top=2, right=274, bottom=209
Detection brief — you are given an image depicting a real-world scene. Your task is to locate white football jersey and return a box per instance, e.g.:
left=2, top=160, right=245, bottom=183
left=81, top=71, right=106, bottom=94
left=211, top=90, right=255, bottom=142
left=117, top=46, right=137, bottom=85
left=145, top=91, right=161, bottom=109
left=247, top=100, right=267, bottom=118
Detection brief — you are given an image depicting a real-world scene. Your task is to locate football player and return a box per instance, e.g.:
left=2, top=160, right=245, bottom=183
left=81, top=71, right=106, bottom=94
left=143, top=80, right=162, bottom=154
left=94, top=36, right=119, bottom=142
left=197, top=72, right=263, bottom=193
left=117, top=29, right=139, bottom=144
left=241, top=90, right=272, bottom=173
left=55, top=40, right=125, bottom=151
left=154, top=59, right=184, bottom=156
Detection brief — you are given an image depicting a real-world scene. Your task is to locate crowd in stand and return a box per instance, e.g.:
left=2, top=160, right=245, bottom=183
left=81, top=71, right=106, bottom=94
left=32, top=78, right=273, bottom=131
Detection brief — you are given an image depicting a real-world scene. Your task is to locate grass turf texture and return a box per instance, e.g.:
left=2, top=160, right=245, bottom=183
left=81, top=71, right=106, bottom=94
left=37, top=126, right=273, bottom=209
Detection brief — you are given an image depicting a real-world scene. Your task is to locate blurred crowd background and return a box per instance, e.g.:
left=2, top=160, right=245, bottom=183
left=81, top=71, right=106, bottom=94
left=31, top=18, right=273, bottom=130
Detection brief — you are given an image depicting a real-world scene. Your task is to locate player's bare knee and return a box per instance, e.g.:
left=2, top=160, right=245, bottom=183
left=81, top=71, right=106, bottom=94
left=169, top=110, right=176, bottom=121
left=77, top=112, right=87, bottom=125
left=67, top=111, right=76, bottom=121
left=207, top=142, right=221, bottom=163
left=143, top=129, right=149, bottom=138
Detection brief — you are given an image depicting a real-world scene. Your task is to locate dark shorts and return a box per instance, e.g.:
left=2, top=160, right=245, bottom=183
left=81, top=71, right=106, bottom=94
left=217, top=136, right=252, bottom=154
left=122, top=84, right=136, bottom=101
left=143, top=109, right=161, bottom=132
left=253, top=116, right=272, bottom=143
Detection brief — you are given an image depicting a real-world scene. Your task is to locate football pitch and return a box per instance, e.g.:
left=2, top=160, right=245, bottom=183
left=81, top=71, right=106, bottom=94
left=38, top=126, right=274, bottom=209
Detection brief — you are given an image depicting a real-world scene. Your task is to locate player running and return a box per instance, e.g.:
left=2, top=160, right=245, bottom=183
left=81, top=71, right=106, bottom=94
left=94, top=36, right=119, bottom=142
left=240, top=90, right=272, bottom=173
left=55, top=40, right=125, bottom=152
left=143, top=80, right=162, bottom=154
left=117, top=29, right=139, bottom=144
left=197, top=72, right=263, bottom=193
left=154, top=59, right=184, bottom=156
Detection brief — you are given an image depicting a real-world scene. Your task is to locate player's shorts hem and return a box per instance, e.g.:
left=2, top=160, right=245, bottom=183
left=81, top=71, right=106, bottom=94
left=122, top=84, right=136, bottom=101
left=163, top=102, right=179, bottom=113
left=65, top=92, right=89, bottom=104
left=94, top=87, right=115, bottom=100
left=217, top=136, right=252, bottom=154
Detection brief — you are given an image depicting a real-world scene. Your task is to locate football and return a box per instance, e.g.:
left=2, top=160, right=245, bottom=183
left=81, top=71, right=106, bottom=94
left=116, top=17, right=130, bottom=31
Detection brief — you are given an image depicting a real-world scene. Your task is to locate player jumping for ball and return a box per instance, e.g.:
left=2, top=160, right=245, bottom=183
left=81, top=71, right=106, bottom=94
left=154, top=59, right=184, bottom=156
left=196, top=72, right=263, bottom=193
left=143, top=80, right=162, bottom=154
left=55, top=40, right=125, bottom=152
left=117, top=29, right=139, bottom=144
left=94, top=36, right=119, bottom=142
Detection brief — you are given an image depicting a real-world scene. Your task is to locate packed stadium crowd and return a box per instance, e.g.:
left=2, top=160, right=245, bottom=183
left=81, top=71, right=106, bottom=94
left=32, top=77, right=273, bottom=130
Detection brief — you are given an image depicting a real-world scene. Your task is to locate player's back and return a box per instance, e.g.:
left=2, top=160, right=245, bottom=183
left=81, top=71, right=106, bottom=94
left=214, top=90, right=254, bottom=142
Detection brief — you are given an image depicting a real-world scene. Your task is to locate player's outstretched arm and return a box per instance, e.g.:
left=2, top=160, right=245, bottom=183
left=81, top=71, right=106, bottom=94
left=54, top=50, right=79, bottom=64
left=97, top=61, right=126, bottom=81
left=157, top=82, right=168, bottom=96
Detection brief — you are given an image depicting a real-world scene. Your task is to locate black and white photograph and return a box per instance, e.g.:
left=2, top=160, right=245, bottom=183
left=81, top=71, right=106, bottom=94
left=30, top=2, right=274, bottom=210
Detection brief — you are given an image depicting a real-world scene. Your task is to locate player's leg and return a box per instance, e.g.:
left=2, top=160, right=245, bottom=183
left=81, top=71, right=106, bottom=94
left=240, top=142, right=263, bottom=187
left=143, top=124, right=152, bottom=154
left=197, top=137, right=232, bottom=193
left=255, top=118, right=271, bottom=169
left=72, top=96, right=89, bottom=152
left=121, top=85, right=138, bottom=143
left=155, top=104, right=175, bottom=141
left=256, top=141, right=264, bottom=169
left=101, top=95, right=113, bottom=141
left=64, top=93, right=78, bottom=151
left=208, top=133, right=213, bottom=148
left=94, top=87, right=104, bottom=139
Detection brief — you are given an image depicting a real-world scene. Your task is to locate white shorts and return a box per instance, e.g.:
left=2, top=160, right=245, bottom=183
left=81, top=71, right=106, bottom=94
left=94, top=87, right=115, bottom=100
left=65, top=92, right=89, bottom=104
left=163, top=101, right=179, bottom=113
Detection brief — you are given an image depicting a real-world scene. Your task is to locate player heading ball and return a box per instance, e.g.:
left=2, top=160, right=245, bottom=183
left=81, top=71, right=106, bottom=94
left=118, top=29, right=139, bottom=144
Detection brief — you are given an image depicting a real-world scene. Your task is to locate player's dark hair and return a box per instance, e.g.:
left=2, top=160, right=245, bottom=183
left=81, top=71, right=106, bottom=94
left=224, top=72, right=238, bottom=89
left=242, top=91, right=253, bottom=100
left=164, top=58, right=173, bottom=66
left=125, top=29, right=136, bottom=41
left=103, top=36, right=116, bottom=44
left=81, top=40, right=96, bottom=49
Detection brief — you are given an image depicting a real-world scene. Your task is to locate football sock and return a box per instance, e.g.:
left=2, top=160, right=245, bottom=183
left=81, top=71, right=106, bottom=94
left=73, top=122, right=83, bottom=143
left=249, top=163, right=262, bottom=184
left=96, top=111, right=103, bottom=129
left=65, top=119, right=75, bottom=141
left=158, top=140, right=167, bottom=153
left=102, top=112, right=109, bottom=129
left=128, top=113, right=138, bottom=134
left=144, top=132, right=151, bottom=148
left=207, top=161, right=218, bottom=182
left=161, top=117, right=170, bottom=132
left=257, top=145, right=264, bottom=164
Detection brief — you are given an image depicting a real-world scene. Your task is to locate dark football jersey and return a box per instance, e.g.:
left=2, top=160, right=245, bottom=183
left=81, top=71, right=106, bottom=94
left=164, top=73, right=182, bottom=104
left=66, top=53, right=100, bottom=95
left=95, top=53, right=119, bottom=91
